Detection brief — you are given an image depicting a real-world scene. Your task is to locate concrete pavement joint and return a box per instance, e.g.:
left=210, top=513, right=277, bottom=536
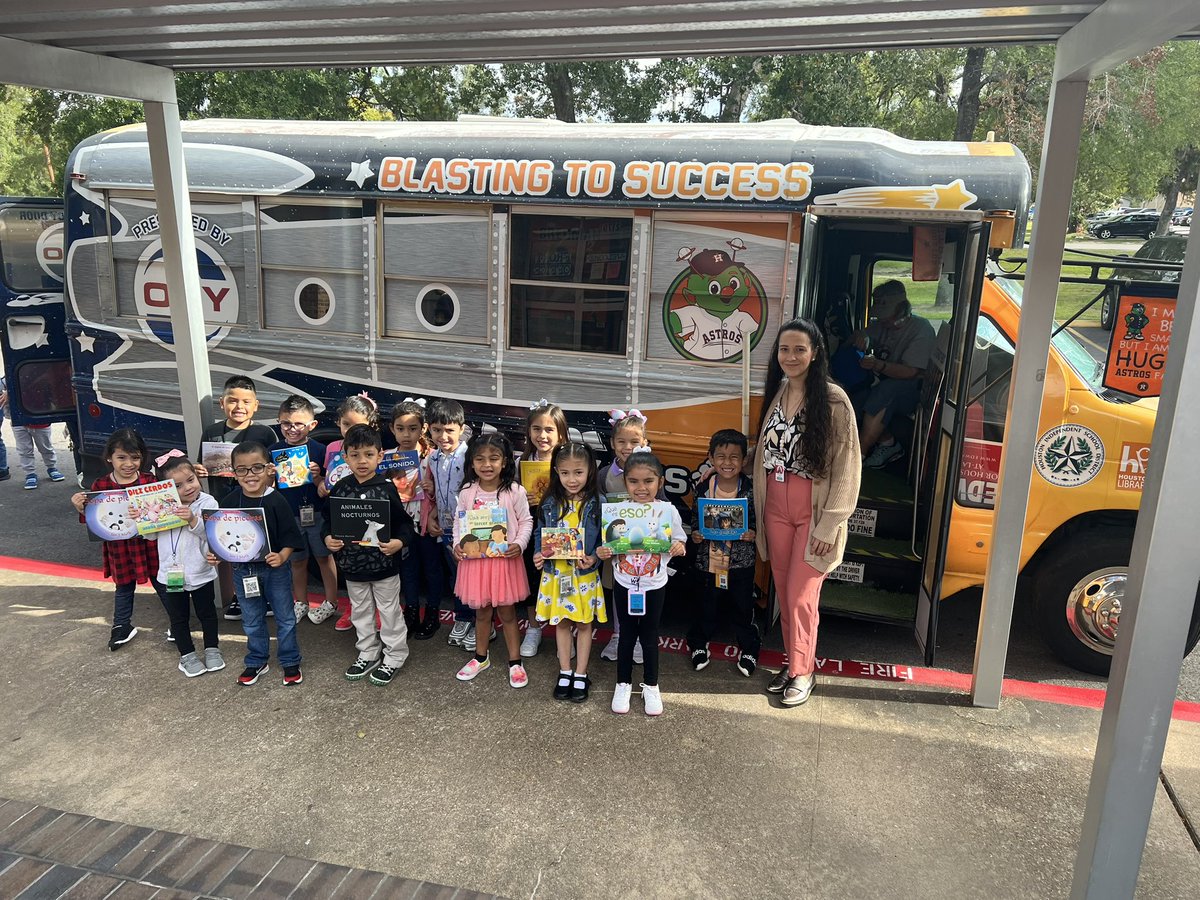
left=1160, top=770, right=1200, bottom=854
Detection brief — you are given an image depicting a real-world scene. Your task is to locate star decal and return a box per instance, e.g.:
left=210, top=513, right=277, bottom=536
left=79, top=211, right=91, bottom=226
left=75, top=332, right=96, bottom=353
left=347, top=160, right=375, bottom=189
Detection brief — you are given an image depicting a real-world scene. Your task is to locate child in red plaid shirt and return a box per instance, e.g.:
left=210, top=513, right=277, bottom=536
left=71, top=428, right=170, bottom=651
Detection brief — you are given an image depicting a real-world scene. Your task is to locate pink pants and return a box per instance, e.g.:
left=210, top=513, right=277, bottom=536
left=764, top=473, right=826, bottom=677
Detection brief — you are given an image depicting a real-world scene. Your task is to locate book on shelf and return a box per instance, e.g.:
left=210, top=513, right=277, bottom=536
left=202, top=508, right=269, bottom=563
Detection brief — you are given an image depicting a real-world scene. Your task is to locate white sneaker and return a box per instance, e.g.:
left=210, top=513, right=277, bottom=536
left=293, top=600, right=308, bottom=622
left=600, top=633, right=620, bottom=661
left=633, top=639, right=644, bottom=665
left=612, top=682, right=633, bottom=714
left=448, top=620, right=470, bottom=646
left=308, top=600, right=336, bottom=624
left=642, top=683, right=663, bottom=716
left=520, top=623, right=542, bottom=658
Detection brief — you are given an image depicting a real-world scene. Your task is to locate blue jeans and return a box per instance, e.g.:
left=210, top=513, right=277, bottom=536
left=399, top=533, right=443, bottom=613
left=232, top=561, right=301, bottom=668
left=113, top=579, right=169, bottom=629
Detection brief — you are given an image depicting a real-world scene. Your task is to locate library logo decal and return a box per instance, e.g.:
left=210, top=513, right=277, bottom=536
left=664, top=240, right=767, bottom=362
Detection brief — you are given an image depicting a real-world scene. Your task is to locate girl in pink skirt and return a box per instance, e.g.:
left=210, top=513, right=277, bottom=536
left=452, top=432, right=533, bottom=687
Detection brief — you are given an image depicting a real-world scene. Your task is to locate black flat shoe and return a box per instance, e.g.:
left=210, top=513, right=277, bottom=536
left=766, top=669, right=789, bottom=694
left=569, top=673, right=590, bottom=704
left=553, top=671, right=573, bottom=701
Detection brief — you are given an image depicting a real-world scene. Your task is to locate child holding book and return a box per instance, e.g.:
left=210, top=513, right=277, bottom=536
left=519, top=399, right=567, bottom=657
left=423, top=398, right=478, bottom=649
left=687, top=429, right=760, bottom=677
left=70, top=428, right=171, bottom=651
left=532, top=442, right=605, bottom=703
left=598, top=409, right=651, bottom=664
left=596, top=451, right=686, bottom=716
left=269, top=395, right=338, bottom=625
left=194, top=375, right=277, bottom=622
left=452, top=432, right=533, bottom=687
left=147, top=452, right=223, bottom=677
left=209, top=441, right=305, bottom=687
left=323, top=424, right=415, bottom=686
left=389, top=398, right=442, bottom=639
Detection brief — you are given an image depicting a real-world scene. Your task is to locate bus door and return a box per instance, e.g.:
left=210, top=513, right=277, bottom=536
left=0, top=198, right=75, bottom=427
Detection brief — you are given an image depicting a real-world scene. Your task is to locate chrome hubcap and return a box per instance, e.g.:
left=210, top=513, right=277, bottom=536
left=1066, top=567, right=1125, bottom=655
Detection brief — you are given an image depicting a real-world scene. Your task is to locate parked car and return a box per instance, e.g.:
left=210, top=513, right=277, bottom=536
left=1100, top=234, right=1186, bottom=329
left=1172, top=207, right=1193, bottom=226
left=1088, top=211, right=1159, bottom=239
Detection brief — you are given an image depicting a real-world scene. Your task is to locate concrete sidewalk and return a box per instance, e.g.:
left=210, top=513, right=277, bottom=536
left=1, top=564, right=1198, bottom=899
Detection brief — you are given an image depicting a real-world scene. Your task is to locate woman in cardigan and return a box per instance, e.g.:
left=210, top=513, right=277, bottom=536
left=753, top=318, right=861, bottom=707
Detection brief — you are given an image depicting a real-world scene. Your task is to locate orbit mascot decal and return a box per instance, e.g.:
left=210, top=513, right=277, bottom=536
left=1123, top=302, right=1150, bottom=341
left=663, top=239, right=768, bottom=362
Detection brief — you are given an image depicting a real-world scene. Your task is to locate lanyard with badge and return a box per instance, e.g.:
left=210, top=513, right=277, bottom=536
left=436, top=451, right=461, bottom=543
left=298, top=442, right=316, bottom=526
left=555, top=502, right=579, bottom=599
left=165, top=527, right=185, bottom=593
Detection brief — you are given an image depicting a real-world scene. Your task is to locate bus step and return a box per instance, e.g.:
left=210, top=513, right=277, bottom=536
left=819, top=580, right=916, bottom=625
left=831, top=538, right=921, bottom=594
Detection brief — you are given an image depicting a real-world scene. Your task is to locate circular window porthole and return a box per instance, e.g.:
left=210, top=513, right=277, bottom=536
left=415, top=283, right=460, bottom=333
left=294, top=278, right=335, bottom=327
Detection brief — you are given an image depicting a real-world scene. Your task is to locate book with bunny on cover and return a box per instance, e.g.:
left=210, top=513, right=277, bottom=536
left=600, top=500, right=675, bottom=553
left=125, top=480, right=187, bottom=536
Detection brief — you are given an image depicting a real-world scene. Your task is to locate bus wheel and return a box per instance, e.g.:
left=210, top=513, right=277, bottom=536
left=1033, top=527, right=1200, bottom=675
left=1099, top=286, right=1118, bottom=331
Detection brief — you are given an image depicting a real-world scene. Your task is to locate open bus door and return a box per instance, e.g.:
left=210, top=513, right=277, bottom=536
left=0, top=198, right=75, bottom=430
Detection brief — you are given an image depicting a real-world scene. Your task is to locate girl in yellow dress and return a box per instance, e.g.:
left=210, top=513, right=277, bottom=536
left=532, top=442, right=605, bottom=703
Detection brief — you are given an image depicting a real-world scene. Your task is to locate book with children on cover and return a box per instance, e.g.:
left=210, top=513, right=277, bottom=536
left=697, top=497, right=749, bottom=541
left=601, top=500, right=675, bottom=553
left=200, top=441, right=237, bottom=478
left=541, top=526, right=584, bottom=560
left=126, top=480, right=187, bottom=536
left=519, top=459, right=551, bottom=505
left=328, top=497, right=392, bottom=547
left=454, top=506, right=509, bottom=559
left=378, top=449, right=421, bottom=501
left=272, top=445, right=312, bottom=489
left=83, top=489, right=139, bottom=542
left=203, top=508, right=269, bottom=563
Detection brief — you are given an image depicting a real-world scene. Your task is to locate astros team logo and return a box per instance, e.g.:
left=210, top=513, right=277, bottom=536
left=133, top=239, right=239, bottom=347
left=663, top=239, right=767, bottom=362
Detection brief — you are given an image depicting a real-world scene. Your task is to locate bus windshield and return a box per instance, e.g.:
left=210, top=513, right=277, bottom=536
left=991, top=274, right=1106, bottom=391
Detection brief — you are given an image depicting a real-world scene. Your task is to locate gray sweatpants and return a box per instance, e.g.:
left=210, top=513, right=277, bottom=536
left=14, top=425, right=57, bottom=476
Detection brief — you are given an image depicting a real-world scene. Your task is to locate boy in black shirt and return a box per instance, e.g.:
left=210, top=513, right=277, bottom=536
left=323, top=425, right=415, bottom=686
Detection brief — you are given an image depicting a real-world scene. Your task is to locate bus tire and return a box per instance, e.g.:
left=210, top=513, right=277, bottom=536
left=1032, top=526, right=1200, bottom=675
left=1099, top=287, right=1117, bottom=331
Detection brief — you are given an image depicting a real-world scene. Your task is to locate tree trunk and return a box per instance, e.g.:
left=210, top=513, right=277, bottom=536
left=42, top=143, right=55, bottom=186
left=1157, top=178, right=1179, bottom=237
left=545, top=63, right=577, bottom=123
left=953, top=47, right=986, bottom=142
left=719, top=79, right=744, bottom=123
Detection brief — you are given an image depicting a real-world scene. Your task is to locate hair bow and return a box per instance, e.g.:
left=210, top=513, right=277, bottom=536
left=357, top=390, right=378, bottom=411
left=529, top=398, right=550, bottom=411
left=607, top=408, right=645, bottom=426
left=155, top=448, right=185, bottom=468
left=403, top=397, right=427, bottom=408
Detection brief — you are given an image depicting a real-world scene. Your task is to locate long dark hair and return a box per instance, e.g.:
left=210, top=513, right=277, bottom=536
left=758, top=318, right=833, bottom=479
left=462, top=431, right=517, bottom=494
left=543, top=442, right=601, bottom=524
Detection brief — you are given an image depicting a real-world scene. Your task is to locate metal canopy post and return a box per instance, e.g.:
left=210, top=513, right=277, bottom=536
left=142, top=98, right=213, bottom=453
left=969, top=68, right=1087, bottom=709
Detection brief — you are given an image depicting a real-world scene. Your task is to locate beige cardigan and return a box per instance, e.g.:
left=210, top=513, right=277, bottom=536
left=752, top=381, right=862, bottom=574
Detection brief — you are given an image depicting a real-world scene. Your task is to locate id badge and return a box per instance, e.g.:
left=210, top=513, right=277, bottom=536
left=299, top=505, right=315, bottom=527
left=558, top=574, right=575, bottom=597
left=165, top=565, right=185, bottom=593
left=628, top=591, right=646, bottom=616
left=242, top=575, right=261, bottom=598
left=774, top=464, right=786, bottom=483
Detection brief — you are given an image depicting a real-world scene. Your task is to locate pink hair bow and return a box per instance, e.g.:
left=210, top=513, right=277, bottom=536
left=607, top=408, right=645, bottom=426
left=357, top=391, right=378, bottom=411
left=155, top=448, right=185, bottom=468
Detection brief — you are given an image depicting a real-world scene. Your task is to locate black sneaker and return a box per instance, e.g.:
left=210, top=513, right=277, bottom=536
left=345, top=656, right=380, bottom=681
left=689, top=647, right=710, bottom=671
left=369, top=663, right=400, bottom=685
left=414, top=614, right=440, bottom=640
left=737, top=653, right=758, bottom=678
left=238, top=663, right=269, bottom=686
left=223, top=598, right=242, bottom=620
left=0, top=468, right=9, bottom=482
left=108, top=624, right=137, bottom=651
left=282, top=665, right=303, bottom=686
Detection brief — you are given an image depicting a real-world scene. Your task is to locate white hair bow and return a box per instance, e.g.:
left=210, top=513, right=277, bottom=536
left=607, top=408, right=645, bottom=426
left=403, top=397, right=427, bottom=408
left=529, top=398, right=550, bottom=411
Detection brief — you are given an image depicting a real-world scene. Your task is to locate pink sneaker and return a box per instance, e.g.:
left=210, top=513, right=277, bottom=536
left=508, top=663, right=529, bottom=689
left=334, top=609, right=353, bottom=632
left=457, top=657, right=491, bottom=681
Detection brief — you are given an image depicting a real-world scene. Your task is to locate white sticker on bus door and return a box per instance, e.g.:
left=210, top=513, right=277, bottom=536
left=848, top=508, right=878, bottom=537
left=829, top=561, right=865, bottom=584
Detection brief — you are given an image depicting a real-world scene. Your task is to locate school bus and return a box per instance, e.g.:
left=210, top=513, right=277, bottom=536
left=49, top=116, right=1196, bottom=673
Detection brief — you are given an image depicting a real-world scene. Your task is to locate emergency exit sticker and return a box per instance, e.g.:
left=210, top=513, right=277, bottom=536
left=1103, top=286, right=1176, bottom=397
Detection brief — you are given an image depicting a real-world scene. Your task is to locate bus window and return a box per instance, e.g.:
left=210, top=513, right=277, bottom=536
left=13, top=358, right=74, bottom=415
left=957, top=314, right=1014, bottom=510
left=260, top=200, right=362, bottom=333
left=0, top=206, right=64, bottom=292
left=509, top=213, right=631, bottom=355
left=382, top=207, right=490, bottom=343
left=871, top=261, right=954, bottom=326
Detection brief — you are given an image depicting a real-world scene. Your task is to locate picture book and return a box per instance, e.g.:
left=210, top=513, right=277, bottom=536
left=272, top=445, right=312, bottom=489
left=203, top=508, right=268, bottom=563
left=125, top=479, right=187, bottom=536
left=83, top=489, right=139, bottom=542
left=601, top=500, right=675, bottom=553
left=200, top=441, right=237, bottom=478
left=541, top=526, right=584, bottom=560
left=519, top=459, right=551, bottom=505
left=378, top=449, right=421, bottom=502
left=454, top=506, right=509, bottom=559
left=324, top=451, right=352, bottom=490
left=329, top=497, right=392, bottom=547
left=697, top=497, right=749, bottom=541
